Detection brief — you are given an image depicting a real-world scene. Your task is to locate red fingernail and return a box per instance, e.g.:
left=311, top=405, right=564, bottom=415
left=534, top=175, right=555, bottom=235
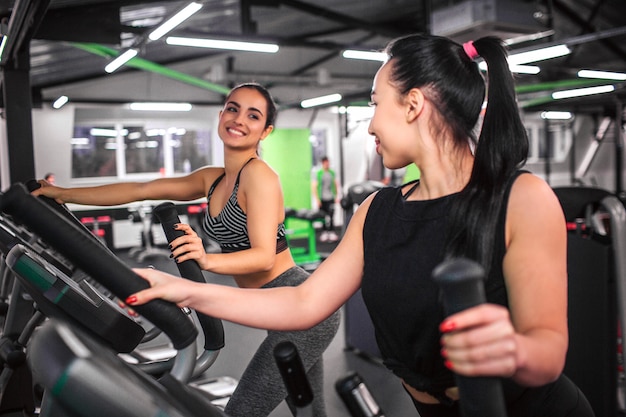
left=125, top=295, right=137, bottom=305
left=440, top=348, right=448, bottom=358
left=440, top=321, right=456, bottom=332
left=444, top=360, right=453, bottom=369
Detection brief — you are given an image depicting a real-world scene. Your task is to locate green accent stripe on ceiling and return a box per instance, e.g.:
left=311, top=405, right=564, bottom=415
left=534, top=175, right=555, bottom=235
left=71, top=43, right=232, bottom=96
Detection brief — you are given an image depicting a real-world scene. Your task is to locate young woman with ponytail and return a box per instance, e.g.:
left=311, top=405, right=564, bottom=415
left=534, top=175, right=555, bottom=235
left=127, top=34, right=593, bottom=416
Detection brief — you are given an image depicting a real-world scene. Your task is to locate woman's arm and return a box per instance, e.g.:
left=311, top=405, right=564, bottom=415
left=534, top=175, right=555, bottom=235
left=128, top=193, right=374, bottom=330
left=32, top=167, right=222, bottom=206
left=440, top=173, right=568, bottom=386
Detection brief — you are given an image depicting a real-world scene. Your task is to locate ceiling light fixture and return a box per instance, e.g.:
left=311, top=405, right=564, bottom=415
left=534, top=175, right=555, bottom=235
left=148, top=2, right=203, bottom=41
left=541, top=111, right=572, bottom=120
left=508, top=44, right=571, bottom=65
left=105, top=48, right=138, bottom=73
left=508, top=64, right=540, bottom=74
left=342, top=49, right=386, bottom=62
left=0, top=35, right=7, bottom=60
left=129, top=102, right=193, bottom=111
left=90, top=128, right=128, bottom=137
left=301, top=93, right=342, bottom=108
left=166, top=36, right=279, bottom=53
left=479, top=62, right=540, bottom=74
left=577, top=69, right=626, bottom=81
left=552, top=84, right=615, bottom=100
left=52, top=95, right=69, bottom=109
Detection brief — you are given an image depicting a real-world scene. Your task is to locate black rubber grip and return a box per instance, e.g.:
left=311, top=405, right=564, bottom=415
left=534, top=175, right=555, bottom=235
left=432, top=258, right=508, bottom=417
left=25, top=179, right=98, bottom=242
left=0, top=184, right=197, bottom=350
left=274, top=341, right=313, bottom=408
left=152, top=202, right=225, bottom=351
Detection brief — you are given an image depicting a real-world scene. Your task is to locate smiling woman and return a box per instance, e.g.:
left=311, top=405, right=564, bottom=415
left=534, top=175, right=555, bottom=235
left=32, top=82, right=340, bottom=417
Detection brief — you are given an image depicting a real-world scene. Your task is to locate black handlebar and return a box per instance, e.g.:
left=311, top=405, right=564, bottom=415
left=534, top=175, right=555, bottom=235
left=0, top=184, right=197, bottom=350
left=274, top=341, right=314, bottom=409
left=152, top=202, right=225, bottom=351
left=432, top=257, right=508, bottom=417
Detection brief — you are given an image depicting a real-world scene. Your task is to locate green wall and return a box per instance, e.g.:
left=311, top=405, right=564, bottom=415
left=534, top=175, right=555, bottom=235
left=261, top=128, right=312, bottom=209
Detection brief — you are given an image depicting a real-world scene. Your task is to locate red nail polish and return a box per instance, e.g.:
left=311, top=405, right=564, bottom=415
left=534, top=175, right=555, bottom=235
left=440, top=321, right=456, bottom=333
left=444, top=360, right=453, bottom=369
left=125, top=295, right=137, bottom=305
left=440, top=348, right=448, bottom=358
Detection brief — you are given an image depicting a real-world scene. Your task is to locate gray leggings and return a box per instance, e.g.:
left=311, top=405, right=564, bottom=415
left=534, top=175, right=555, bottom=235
left=224, top=266, right=341, bottom=417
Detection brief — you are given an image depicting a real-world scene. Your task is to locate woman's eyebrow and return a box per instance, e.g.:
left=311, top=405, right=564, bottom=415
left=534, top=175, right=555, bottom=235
left=227, top=100, right=264, bottom=116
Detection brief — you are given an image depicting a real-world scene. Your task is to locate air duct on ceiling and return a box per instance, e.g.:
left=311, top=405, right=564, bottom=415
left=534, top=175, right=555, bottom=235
left=431, top=0, right=545, bottom=43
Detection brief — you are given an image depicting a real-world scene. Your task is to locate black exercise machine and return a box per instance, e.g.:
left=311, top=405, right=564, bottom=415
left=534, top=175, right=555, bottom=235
left=0, top=182, right=229, bottom=417
left=554, top=186, right=626, bottom=417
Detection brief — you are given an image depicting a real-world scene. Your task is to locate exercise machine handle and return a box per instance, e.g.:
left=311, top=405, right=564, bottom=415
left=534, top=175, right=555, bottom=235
left=25, top=179, right=102, bottom=246
left=152, top=202, right=225, bottom=351
left=274, top=341, right=313, bottom=415
left=0, top=184, right=197, bottom=350
left=432, top=257, right=508, bottom=417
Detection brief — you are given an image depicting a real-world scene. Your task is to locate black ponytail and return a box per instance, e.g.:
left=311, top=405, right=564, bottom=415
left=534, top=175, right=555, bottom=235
left=445, top=37, right=529, bottom=272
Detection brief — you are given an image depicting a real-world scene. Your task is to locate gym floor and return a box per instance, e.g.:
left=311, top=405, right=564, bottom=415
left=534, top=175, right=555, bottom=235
left=117, top=227, right=416, bottom=416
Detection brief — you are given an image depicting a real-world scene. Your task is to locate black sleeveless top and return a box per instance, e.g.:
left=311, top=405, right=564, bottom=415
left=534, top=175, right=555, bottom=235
left=362, top=173, right=518, bottom=396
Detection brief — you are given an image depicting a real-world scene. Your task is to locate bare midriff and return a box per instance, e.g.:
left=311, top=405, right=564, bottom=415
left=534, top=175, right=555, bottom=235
left=403, top=380, right=459, bottom=404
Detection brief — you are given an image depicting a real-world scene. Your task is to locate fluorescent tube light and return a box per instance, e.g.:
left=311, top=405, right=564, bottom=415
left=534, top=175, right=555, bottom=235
left=148, top=2, right=202, bottom=41
left=552, top=85, right=615, bottom=100
left=342, top=49, right=386, bottom=62
left=541, top=111, right=572, bottom=120
left=105, top=49, right=138, bottom=73
left=508, top=65, right=540, bottom=74
left=52, top=95, right=69, bottom=109
left=90, top=128, right=129, bottom=137
left=578, top=69, right=626, bottom=81
left=301, top=93, right=342, bottom=108
left=508, top=44, right=571, bottom=65
left=0, top=35, right=7, bottom=60
left=129, top=102, right=193, bottom=111
left=166, top=37, right=279, bottom=53
left=479, top=61, right=540, bottom=74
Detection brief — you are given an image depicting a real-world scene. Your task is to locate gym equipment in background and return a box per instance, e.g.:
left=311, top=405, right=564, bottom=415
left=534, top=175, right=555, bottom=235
left=554, top=186, right=626, bottom=417
left=341, top=181, right=385, bottom=359
left=335, top=372, right=386, bottom=417
left=274, top=340, right=314, bottom=417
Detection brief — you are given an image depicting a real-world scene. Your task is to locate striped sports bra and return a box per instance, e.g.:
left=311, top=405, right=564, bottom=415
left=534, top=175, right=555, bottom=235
left=202, top=159, right=288, bottom=254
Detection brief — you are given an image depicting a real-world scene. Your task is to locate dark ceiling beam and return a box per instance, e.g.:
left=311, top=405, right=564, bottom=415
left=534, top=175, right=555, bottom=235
left=275, top=0, right=405, bottom=39
left=552, top=0, right=626, bottom=63
left=34, top=3, right=121, bottom=43
left=287, top=34, right=377, bottom=77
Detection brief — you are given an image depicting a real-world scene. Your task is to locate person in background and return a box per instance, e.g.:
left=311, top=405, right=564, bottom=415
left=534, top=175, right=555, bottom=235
left=44, top=172, right=55, bottom=185
left=312, top=156, right=340, bottom=242
left=33, top=82, right=340, bottom=417
left=125, top=34, right=593, bottom=417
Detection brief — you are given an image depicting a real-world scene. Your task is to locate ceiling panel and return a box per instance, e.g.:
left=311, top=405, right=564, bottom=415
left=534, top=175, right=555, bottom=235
left=0, top=0, right=624, bottom=114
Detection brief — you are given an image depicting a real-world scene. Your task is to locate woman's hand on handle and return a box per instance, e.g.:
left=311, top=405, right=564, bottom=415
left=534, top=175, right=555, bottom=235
left=31, top=179, right=66, bottom=205
left=167, top=223, right=210, bottom=269
left=440, top=303, right=519, bottom=379
left=127, top=268, right=199, bottom=308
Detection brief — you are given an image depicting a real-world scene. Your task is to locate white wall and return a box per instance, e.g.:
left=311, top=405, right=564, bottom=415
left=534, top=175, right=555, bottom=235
left=32, top=105, right=75, bottom=186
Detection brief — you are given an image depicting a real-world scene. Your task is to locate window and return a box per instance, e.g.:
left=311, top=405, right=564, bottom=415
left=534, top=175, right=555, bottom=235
left=71, top=126, right=118, bottom=178
left=72, top=118, right=212, bottom=179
